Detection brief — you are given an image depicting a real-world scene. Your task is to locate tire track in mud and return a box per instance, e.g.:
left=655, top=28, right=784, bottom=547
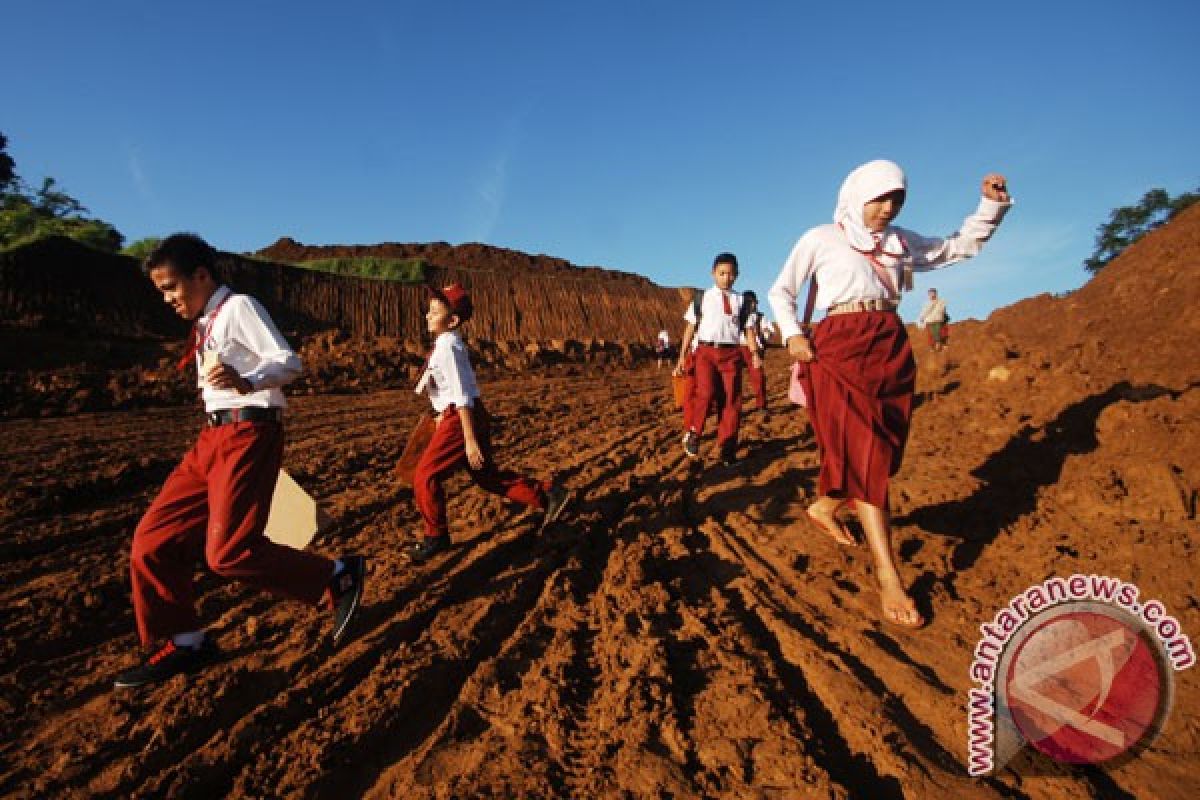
left=3, top=357, right=1155, bottom=799
left=683, top=433, right=1033, bottom=798
left=357, top=399, right=688, bottom=797
left=677, top=463, right=905, bottom=798
left=118, top=371, right=677, bottom=798
left=361, top=393, right=682, bottom=797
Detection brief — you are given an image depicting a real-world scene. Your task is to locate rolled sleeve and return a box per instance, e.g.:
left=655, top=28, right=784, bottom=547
left=232, top=296, right=302, bottom=390
left=909, top=196, right=1014, bottom=271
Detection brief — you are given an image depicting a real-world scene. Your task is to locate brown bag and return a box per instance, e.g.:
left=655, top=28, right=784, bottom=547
left=395, top=413, right=437, bottom=487
left=671, top=373, right=692, bottom=409
left=671, top=349, right=697, bottom=410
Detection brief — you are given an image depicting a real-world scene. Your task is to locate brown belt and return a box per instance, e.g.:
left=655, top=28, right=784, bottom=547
left=826, top=298, right=898, bottom=315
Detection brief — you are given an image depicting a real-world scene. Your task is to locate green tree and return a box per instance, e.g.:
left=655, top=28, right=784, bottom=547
left=0, top=131, right=124, bottom=252
left=0, top=133, right=15, bottom=192
left=1086, top=185, right=1200, bottom=273
left=121, top=236, right=162, bottom=260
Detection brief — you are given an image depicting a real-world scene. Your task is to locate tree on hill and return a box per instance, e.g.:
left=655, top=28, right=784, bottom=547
left=0, top=133, right=15, bottom=193
left=0, top=131, right=124, bottom=252
left=1085, top=185, right=1200, bottom=273
left=121, top=237, right=162, bottom=261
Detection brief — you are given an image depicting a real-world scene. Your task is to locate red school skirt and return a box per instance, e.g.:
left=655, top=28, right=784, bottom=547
left=799, top=310, right=915, bottom=509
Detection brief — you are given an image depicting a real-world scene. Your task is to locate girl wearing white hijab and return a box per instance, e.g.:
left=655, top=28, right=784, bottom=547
left=768, top=160, right=1012, bottom=628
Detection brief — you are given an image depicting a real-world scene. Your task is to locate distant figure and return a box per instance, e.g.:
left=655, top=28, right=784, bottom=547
left=740, top=291, right=768, bottom=413
left=759, top=316, right=777, bottom=346
left=407, top=283, right=572, bottom=563
left=673, top=252, right=762, bottom=465
left=769, top=160, right=1012, bottom=628
left=917, top=288, right=949, bottom=351
left=116, top=233, right=365, bottom=689
left=655, top=328, right=671, bottom=369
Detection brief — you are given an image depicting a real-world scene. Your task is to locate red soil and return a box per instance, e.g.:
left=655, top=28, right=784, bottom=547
left=1, top=208, right=1198, bottom=798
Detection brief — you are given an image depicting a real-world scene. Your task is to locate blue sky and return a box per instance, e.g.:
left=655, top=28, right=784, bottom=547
left=4, top=1, right=1198, bottom=322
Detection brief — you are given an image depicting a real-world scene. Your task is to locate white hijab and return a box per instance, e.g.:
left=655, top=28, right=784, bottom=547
left=833, top=159, right=908, bottom=254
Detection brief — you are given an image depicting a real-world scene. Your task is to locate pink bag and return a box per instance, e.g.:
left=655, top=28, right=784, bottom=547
left=788, top=279, right=819, bottom=407
left=789, top=361, right=808, bottom=407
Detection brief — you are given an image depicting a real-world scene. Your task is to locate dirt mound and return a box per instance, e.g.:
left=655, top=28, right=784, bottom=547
left=257, top=236, right=659, bottom=284
left=1, top=211, right=1197, bottom=798
left=0, top=238, right=688, bottom=418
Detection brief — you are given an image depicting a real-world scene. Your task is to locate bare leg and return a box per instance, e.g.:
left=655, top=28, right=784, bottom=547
left=806, top=495, right=855, bottom=546
left=853, top=500, right=923, bottom=627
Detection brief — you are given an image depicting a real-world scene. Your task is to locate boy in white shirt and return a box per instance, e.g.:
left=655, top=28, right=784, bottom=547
left=116, top=233, right=365, bottom=689
left=672, top=253, right=762, bottom=465
left=408, top=284, right=572, bottom=563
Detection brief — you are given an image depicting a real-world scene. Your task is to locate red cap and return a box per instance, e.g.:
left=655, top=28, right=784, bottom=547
left=429, top=282, right=473, bottom=322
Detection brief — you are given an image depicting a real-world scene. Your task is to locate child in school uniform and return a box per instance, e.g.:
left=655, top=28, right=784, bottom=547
left=407, top=283, right=572, bottom=563
left=115, top=233, right=365, bottom=690
left=769, top=160, right=1012, bottom=628
left=739, top=290, right=769, bottom=413
left=672, top=253, right=762, bottom=465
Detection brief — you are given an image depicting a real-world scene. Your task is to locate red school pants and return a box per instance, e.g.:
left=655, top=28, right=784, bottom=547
left=686, top=344, right=744, bottom=448
left=413, top=403, right=548, bottom=539
left=130, top=419, right=334, bottom=646
left=741, top=345, right=767, bottom=410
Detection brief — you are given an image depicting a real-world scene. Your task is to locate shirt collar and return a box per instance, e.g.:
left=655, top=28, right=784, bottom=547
left=202, top=285, right=232, bottom=317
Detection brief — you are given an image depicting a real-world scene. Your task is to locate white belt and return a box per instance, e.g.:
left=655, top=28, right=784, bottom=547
left=826, top=298, right=898, bottom=315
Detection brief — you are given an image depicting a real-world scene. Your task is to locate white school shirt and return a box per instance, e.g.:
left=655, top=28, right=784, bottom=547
left=683, top=287, right=748, bottom=345
left=768, top=197, right=1012, bottom=342
left=739, top=311, right=764, bottom=348
left=414, top=330, right=480, bottom=413
left=196, top=285, right=301, bottom=412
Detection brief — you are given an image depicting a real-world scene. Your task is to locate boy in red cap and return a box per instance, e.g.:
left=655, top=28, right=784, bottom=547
left=407, top=283, right=572, bottom=563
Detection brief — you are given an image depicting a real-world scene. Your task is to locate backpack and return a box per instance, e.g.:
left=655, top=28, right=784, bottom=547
left=692, top=288, right=753, bottom=332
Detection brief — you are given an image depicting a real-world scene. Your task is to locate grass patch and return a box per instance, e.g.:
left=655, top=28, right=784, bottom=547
left=290, top=256, right=427, bottom=283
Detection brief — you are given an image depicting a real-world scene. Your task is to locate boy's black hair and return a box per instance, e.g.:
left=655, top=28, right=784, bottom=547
left=712, top=252, right=739, bottom=272
left=743, top=290, right=757, bottom=303
left=142, top=233, right=217, bottom=277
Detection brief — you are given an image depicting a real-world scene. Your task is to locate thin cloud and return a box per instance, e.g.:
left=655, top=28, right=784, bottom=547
left=467, top=109, right=529, bottom=243
left=126, top=143, right=154, bottom=203
left=472, top=148, right=509, bottom=243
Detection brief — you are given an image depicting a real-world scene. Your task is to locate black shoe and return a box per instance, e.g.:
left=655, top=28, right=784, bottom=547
left=682, top=431, right=701, bottom=459
left=406, top=534, right=451, bottom=565
left=113, top=638, right=218, bottom=689
left=327, top=555, right=366, bottom=646
left=719, top=444, right=738, bottom=466
left=539, top=486, right=573, bottom=533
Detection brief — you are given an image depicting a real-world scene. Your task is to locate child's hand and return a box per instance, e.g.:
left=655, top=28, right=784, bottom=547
left=465, top=439, right=486, bottom=470
left=982, top=173, right=1010, bottom=202
left=787, top=334, right=815, bottom=363
left=205, top=363, right=252, bottom=394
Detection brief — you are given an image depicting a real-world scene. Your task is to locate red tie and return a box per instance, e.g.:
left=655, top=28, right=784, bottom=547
left=721, top=291, right=732, bottom=316
left=175, top=292, right=233, bottom=372
left=176, top=321, right=201, bottom=372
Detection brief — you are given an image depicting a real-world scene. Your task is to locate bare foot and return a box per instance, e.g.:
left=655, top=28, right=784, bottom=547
left=879, top=580, right=924, bottom=628
left=805, top=502, right=856, bottom=547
